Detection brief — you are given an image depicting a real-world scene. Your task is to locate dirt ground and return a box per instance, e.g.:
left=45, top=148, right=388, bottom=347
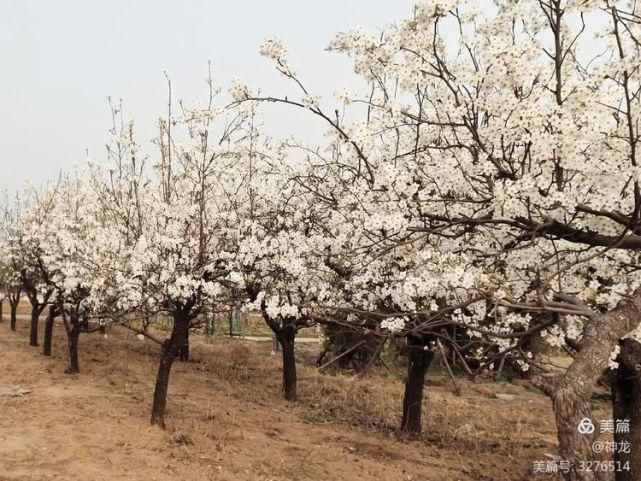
left=0, top=313, right=576, bottom=481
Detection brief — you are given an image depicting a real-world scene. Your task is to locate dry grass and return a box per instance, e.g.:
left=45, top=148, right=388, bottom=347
left=0, top=314, right=586, bottom=481
left=184, top=333, right=564, bottom=468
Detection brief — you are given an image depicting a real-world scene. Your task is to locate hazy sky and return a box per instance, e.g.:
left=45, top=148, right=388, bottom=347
left=0, top=0, right=414, bottom=195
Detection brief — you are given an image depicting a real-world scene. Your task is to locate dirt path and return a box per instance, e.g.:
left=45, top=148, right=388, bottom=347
left=0, top=318, right=563, bottom=481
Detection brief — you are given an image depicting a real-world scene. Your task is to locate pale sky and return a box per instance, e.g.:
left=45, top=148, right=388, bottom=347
left=0, top=0, right=414, bottom=195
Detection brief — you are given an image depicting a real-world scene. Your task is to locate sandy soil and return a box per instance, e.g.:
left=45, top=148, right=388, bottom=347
left=0, top=314, right=573, bottom=481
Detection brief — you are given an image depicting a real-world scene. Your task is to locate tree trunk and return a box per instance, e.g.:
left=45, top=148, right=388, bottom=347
left=67, top=324, right=81, bottom=374
left=545, top=378, right=601, bottom=481
left=612, top=339, right=641, bottom=481
left=43, top=307, right=55, bottom=357
left=0, top=298, right=3, bottom=322
left=151, top=312, right=189, bottom=428
left=532, top=288, right=641, bottom=481
left=400, top=335, right=434, bottom=434
left=258, top=307, right=300, bottom=401
left=29, top=305, right=40, bottom=346
left=178, top=329, right=189, bottom=362
left=10, top=300, right=18, bottom=331
left=276, top=327, right=297, bottom=401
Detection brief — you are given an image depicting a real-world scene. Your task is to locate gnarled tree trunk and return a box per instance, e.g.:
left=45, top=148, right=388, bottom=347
left=8, top=289, right=20, bottom=331
left=178, top=328, right=189, bottom=362
left=10, top=302, right=17, bottom=330
left=29, top=305, right=40, bottom=346
left=276, top=326, right=297, bottom=401
left=25, top=288, right=49, bottom=347
left=60, top=310, right=83, bottom=374
left=533, top=288, right=641, bottom=481
left=259, top=307, right=299, bottom=401
left=151, top=311, right=190, bottom=428
left=67, top=323, right=81, bottom=374
left=612, top=338, right=641, bottom=481
left=43, top=306, right=56, bottom=356
left=400, top=335, right=434, bottom=434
